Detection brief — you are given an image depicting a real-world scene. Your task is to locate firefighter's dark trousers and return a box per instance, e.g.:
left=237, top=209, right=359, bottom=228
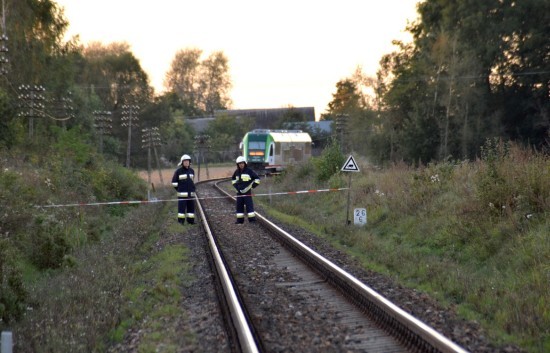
left=178, top=197, right=195, bottom=224
left=236, top=193, right=255, bottom=223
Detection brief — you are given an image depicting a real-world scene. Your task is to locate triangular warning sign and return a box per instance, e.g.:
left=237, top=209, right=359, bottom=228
left=341, top=155, right=360, bottom=172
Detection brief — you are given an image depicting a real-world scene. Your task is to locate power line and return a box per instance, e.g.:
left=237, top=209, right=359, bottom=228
left=93, top=110, right=113, bottom=154
left=121, top=104, right=140, bottom=168
left=389, top=70, right=550, bottom=84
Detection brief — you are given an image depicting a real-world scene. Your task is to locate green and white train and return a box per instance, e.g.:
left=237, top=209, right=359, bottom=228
left=239, top=129, right=312, bottom=173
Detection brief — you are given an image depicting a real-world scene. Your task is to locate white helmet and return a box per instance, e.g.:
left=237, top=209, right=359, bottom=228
left=180, top=154, right=191, bottom=164
left=236, top=156, right=247, bottom=164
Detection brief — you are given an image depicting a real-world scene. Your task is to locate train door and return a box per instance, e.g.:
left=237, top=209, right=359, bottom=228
left=267, top=143, right=275, bottom=166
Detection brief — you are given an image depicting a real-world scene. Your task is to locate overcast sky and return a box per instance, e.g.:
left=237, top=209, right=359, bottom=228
left=56, top=0, right=419, bottom=119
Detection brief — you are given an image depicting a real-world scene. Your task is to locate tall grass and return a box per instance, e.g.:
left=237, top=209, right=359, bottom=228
left=259, top=143, right=549, bottom=353
left=0, top=131, right=147, bottom=326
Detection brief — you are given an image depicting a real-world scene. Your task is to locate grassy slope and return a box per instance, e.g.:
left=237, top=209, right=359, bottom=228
left=1, top=138, right=196, bottom=351
left=257, top=146, right=549, bottom=353
left=2, top=140, right=547, bottom=352
left=7, top=189, right=196, bottom=352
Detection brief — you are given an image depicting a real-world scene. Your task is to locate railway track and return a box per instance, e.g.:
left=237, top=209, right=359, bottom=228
left=193, top=179, right=469, bottom=353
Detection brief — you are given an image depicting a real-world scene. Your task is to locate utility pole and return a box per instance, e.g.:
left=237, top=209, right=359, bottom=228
left=335, top=113, right=349, bottom=153
left=52, top=92, right=75, bottom=129
left=0, top=34, right=8, bottom=76
left=142, top=127, right=153, bottom=197
left=18, top=85, right=46, bottom=138
left=0, top=0, right=8, bottom=77
left=93, top=110, right=112, bottom=154
left=150, top=127, right=164, bottom=186
left=194, top=134, right=210, bottom=181
left=142, top=127, right=164, bottom=199
left=121, top=104, right=139, bottom=168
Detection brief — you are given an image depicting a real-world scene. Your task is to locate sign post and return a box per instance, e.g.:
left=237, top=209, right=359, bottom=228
left=341, top=155, right=360, bottom=225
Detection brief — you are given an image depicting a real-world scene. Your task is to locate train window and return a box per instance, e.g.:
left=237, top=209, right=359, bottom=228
left=249, top=142, right=265, bottom=150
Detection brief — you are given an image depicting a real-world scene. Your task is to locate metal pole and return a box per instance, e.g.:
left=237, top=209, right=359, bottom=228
left=197, top=148, right=202, bottom=182
left=205, top=146, right=210, bottom=179
left=153, top=146, right=164, bottom=185
left=147, top=144, right=151, bottom=189
left=99, top=128, right=104, bottom=154
left=126, top=109, right=132, bottom=168
left=1, top=331, right=13, bottom=353
left=123, top=105, right=139, bottom=168
left=346, top=173, right=352, bottom=225
left=29, top=89, right=34, bottom=138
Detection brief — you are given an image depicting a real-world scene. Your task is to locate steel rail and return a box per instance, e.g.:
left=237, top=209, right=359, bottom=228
left=214, top=180, right=469, bottom=353
left=194, top=181, right=260, bottom=353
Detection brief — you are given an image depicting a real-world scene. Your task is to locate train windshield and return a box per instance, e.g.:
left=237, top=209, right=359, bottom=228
left=249, top=141, right=265, bottom=150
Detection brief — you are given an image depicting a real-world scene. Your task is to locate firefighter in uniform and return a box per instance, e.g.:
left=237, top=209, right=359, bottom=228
left=171, top=154, right=196, bottom=225
left=232, top=156, right=261, bottom=224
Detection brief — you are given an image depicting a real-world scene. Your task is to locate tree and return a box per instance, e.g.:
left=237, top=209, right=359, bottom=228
left=325, top=79, right=363, bottom=116
left=374, top=0, right=549, bottom=163
left=160, top=107, right=196, bottom=165
left=80, top=42, right=152, bottom=110
left=164, top=48, right=232, bottom=116
left=164, top=48, right=202, bottom=116
left=205, top=114, right=254, bottom=162
left=276, top=105, right=309, bottom=129
left=492, top=0, right=550, bottom=147
left=4, top=0, right=69, bottom=84
left=76, top=42, right=153, bottom=165
left=0, top=0, right=76, bottom=144
left=200, top=51, right=232, bottom=115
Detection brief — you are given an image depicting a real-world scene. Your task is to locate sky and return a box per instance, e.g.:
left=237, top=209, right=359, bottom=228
left=56, top=0, right=420, bottom=119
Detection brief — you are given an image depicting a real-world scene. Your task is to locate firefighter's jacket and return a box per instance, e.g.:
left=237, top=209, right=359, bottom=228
left=232, top=166, right=260, bottom=194
left=172, top=166, right=196, bottom=198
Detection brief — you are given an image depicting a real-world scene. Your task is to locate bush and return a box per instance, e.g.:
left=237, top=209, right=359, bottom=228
left=0, top=239, right=27, bottom=324
left=89, top=160, right=146, bottom=201
left=475, top=143, right=550, bottom=221
left=260, top=143, right=549, bottom=352
left=29, top=215, right=71, bottom=270
left=312, top=138, right=345, bottom=182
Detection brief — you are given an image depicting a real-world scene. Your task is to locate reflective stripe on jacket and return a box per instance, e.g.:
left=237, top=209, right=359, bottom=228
left=172, top=166, right=196, bottom=197
left=232, top=166, right=260, bottom=194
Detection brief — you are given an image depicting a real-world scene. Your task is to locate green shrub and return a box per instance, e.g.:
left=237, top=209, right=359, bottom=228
left=261, top=143, right=549, bottom=352
left=89, top=160, right=146, bottom=201
left=29, top=215, right=71, bottom=270
left=0, top=239, right=27, bottom=325
left=294, top=160, right=314, bottom=180
left=327, top=172, right=346, bottom=189
left=52, top=126, right=94, bottom=166
left=475, top=143, right=550, bottom=223
left=312, top=138, right=345, bottom=182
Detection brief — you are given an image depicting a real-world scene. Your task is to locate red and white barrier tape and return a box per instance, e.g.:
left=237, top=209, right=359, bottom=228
left=35, top=188, right=349, bottom=208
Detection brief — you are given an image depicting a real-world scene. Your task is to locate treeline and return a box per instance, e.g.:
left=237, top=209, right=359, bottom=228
left=0, top=0, right=237, bottom=168
left=322, top=0, right=549, bottom=164
left=0, top=0, right=548, bottom=167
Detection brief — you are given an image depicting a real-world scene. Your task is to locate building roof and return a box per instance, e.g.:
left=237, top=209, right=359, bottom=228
left=183, top=107, right=317, bottom=132
left=269, top=131, right=312, bottom=143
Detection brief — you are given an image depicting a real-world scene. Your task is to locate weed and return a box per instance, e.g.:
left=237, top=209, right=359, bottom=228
left=261, top=143, right=549, bottom=353
left=312, top=138, right=345, bottom=182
